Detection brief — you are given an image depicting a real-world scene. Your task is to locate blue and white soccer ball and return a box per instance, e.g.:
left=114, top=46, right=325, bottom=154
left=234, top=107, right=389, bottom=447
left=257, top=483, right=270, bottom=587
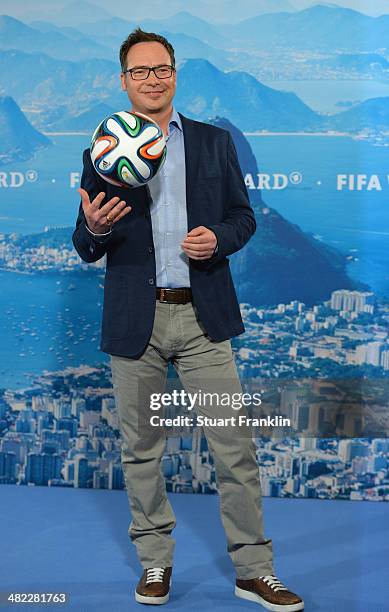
left=90, top=111, right=166, bottom=188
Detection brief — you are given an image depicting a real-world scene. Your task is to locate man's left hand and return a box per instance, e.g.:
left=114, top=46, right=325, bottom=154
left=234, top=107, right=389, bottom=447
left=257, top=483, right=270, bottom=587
left=181, top=226, right=217, bottom=260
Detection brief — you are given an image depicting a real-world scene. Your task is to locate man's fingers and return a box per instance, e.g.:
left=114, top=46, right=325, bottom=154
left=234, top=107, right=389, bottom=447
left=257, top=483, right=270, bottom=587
left=184, top=251, right=213, bottom=260
left=187, top=226, right=207, bottom=237
left=77, top=190, right=129, bottom=215
left=91, top=192, right=107, bottom=209
left=182, top=245, right=213, bottom=259
left=181, top=241, right=212, bottom=252
left=100, top=199, right=129, bottom=223
left=111, top=206, right=132, bottom=224
left=183, top=234, right=209, bottom=244
left=77, top=187, right=91, bottom=211
left=77, top=187, right=89, bottom=202
left=99, top=196, right=121, bottom=215
left=78, top=187, right=132, bottom=232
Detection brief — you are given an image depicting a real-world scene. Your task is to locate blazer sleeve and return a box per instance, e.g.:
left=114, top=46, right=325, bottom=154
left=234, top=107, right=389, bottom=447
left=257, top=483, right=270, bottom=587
left=72, top=149, right=114, bottom=263
left=203, top=131, right=256, bottom=267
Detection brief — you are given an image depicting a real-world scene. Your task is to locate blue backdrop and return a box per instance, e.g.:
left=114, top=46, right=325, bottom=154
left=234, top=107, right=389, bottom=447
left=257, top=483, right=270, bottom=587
left=0, top=0, right=388, bottom=501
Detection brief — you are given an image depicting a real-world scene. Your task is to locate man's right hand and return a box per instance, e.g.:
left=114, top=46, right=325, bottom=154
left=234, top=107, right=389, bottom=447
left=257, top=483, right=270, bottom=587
left=78, top=188, right=132, bottom=234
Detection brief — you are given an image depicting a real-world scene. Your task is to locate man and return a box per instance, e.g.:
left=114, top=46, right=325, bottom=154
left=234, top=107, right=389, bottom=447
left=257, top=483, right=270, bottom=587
left=72, top=28, right=304, bottom=611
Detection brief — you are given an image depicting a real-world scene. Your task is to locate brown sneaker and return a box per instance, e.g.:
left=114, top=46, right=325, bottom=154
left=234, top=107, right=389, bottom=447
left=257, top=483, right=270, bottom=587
left=135, top=567, right=172, bottom=605
left=235, top=574, right=304, bottom=611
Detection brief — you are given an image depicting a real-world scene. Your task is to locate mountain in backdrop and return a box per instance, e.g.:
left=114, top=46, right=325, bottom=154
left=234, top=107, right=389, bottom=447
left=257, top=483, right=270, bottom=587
left=209, top=116, right=263, bottom=209
left=0, top=96, right=50, bottom=166
left=0, top=15, right=113, bottom=61
left=161, top=31, right=232, bottom=69
left=67, top=12, right=229, bottom=50
left=140, top=12, right=229, bottom=47
left=29, top=20, right=95, bottom=41
left=53, top=0, right=112, bottom=25
left=4, top=8, right=389, bottom=85
left=175, top=58, right=321, bottom=131
left=1, top=0, right=113, bottom=24
left=221, top=5, right=389, bottom=51
left=7, top=0, right=297, bottom=24
left=232, top=205, right=363, bottom=307
left=193, top=0, right=295, bottom=21
left=66, top=0, right=295, bottom=23
left=327, top=97, right=389, bottom=132
left=206, top=117, right=361, bottom=306
left=0, top=49, right=119, bottom=118
left=3, top=44, right=389, bottom=134
left=0, top=50, right=322, bottom=132
left=292, top=0, right=389, bottom=17
left=75, top=6, right=389, bottom=53
left=3, top=6, right=389, bottom=61
left=67, top=16, right=137, bottom=42
left=53, top=102, right=115, bottom=132
left=28, top=18, right=231, bottom=69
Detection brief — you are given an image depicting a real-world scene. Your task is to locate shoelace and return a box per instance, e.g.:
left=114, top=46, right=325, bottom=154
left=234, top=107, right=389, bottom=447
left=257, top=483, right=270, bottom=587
left=145, top=568, right=166, bottom=584
left=259, top=575, right=288, bottom=592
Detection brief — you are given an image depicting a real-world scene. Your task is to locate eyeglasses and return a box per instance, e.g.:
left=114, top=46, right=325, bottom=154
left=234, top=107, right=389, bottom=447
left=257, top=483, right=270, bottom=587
left=123, top=65, right=175, bottom=80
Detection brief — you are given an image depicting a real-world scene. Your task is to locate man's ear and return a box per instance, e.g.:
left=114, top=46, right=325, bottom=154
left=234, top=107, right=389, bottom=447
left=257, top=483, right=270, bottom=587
left=120, top=73, right=126, bottom=91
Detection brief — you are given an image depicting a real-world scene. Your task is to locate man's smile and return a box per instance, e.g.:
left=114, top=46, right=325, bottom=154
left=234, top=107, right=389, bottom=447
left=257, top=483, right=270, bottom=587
left=142, top=90, right=165, bottom=97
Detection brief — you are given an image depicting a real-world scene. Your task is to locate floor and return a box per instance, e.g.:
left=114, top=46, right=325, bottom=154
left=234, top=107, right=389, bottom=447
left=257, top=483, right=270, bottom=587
left=1, top=485, right=388, bottom=611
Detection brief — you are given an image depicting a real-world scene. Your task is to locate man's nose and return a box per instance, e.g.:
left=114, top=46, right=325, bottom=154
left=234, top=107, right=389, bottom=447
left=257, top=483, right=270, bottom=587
left=146, top=69, right=160, bottom=83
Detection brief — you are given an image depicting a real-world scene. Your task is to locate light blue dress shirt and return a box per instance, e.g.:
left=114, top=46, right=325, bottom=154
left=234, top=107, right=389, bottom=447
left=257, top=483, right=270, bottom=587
left=85, top=107, right=193, bottom=287
left=147, top=107, right=190, bottom=288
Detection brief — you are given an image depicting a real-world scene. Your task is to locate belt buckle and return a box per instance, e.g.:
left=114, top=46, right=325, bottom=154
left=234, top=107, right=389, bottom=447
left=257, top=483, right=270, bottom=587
left=160, top=288, right=168, bottom=303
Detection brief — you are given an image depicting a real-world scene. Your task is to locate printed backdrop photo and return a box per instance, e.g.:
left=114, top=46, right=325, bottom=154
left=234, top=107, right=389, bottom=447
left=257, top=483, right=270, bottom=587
left=0, top=0, right=388, bottom=502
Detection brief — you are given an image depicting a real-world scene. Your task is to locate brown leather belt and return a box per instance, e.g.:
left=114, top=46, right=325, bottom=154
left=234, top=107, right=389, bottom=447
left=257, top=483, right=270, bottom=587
left=156, top=287, right=192, bottom=304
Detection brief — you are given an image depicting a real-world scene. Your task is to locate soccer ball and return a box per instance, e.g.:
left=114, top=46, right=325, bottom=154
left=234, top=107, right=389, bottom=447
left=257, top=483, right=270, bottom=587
left=90, top=111, right=166, bottom=188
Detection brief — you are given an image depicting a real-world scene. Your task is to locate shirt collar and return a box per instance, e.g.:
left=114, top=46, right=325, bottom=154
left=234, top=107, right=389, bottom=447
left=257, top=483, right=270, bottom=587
left=167, top=107, right=182, bottom=137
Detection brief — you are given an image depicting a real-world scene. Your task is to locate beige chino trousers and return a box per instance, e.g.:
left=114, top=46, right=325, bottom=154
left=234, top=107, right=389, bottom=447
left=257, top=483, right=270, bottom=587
left=110, top=300, right=274, bottom=579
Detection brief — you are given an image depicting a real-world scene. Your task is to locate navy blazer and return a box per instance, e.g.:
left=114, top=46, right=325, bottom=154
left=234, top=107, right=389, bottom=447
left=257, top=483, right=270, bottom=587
left=72, top=113, right=256, bottom=358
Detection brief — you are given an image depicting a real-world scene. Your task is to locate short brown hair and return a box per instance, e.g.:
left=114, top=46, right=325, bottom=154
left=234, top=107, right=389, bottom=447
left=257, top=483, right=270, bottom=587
left=119, top=28, right=175, bottom=73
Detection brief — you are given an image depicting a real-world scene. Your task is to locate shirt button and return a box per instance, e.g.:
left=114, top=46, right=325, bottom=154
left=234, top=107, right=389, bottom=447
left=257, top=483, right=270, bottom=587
left=148, top=278, right=154, bottom=285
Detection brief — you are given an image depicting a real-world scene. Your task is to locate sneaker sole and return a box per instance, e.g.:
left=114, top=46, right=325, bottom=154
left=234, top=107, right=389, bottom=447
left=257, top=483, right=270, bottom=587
left=235, top=586, right=304, bottom=611
left=135, top=590, right=169, bottom=605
